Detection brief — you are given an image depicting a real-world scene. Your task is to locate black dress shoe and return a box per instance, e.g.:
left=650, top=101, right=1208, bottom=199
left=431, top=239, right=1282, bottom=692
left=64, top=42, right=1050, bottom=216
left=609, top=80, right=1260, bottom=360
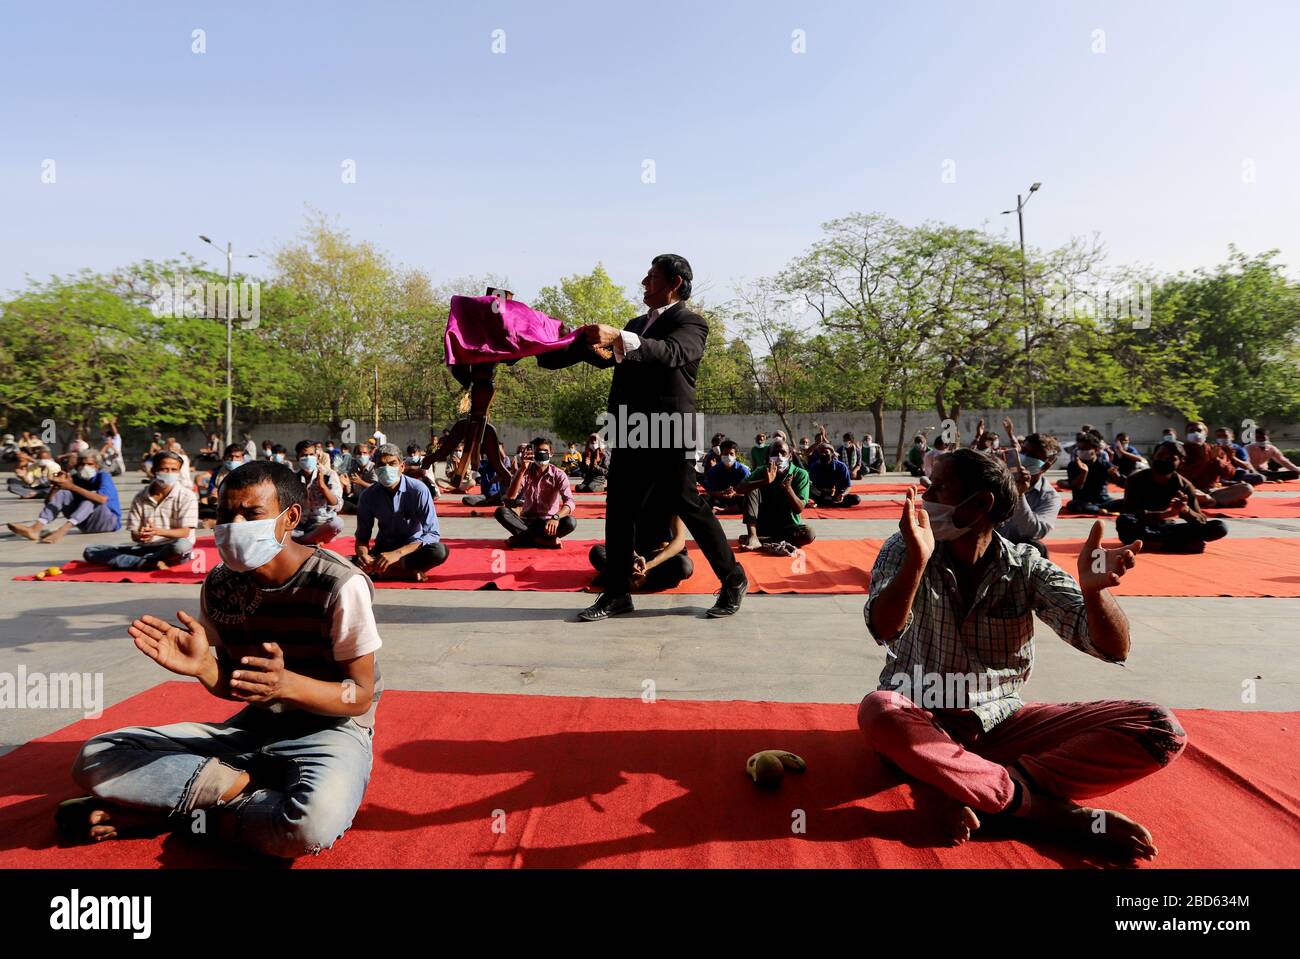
left=578, top=593, right=634, bottom=622
left=707, top=573, right=748, bottom=617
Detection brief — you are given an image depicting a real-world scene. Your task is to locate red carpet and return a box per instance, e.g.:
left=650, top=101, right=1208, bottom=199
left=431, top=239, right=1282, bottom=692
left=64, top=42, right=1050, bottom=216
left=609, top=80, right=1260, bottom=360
left=17, top=535, right=1300, bottom=596
left=14, top=536, right=872, bottom=595
left=1, top=683, right=1294, bottom=869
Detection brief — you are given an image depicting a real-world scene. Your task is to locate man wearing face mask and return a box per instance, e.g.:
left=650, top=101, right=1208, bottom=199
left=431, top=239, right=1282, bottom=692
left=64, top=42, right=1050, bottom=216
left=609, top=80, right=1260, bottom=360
left=995, top=429, right=1062, bottom=558
left=859, top=448, right=1183, bottom=866
left=292, top=440, right=343, bottom=545
left=198, top=443, right=247, bottom=519
left=1213, top=427, right=1264, bottom=486
left=495, top=437, right=577, bottom=548
left=354, top=444, right=449, bottom=581
left=576, top=433, right=608, bottom=493
left=1064, top=435, right=1120, bottom=515
left=1116, top=441, right=1228, bottom=553
left=341, top=442, right=377, bottom=512
left=83, top=450, right=198, bottom=570
left=704, top=440, right=750, bottom=512
left=8, top=451, right=121, bottom=543
left=734, top=437, right=815, bottom=550
left=463, top=444, right=513, bottom=508
left=63, top=460, right=382, bottom=857
left=1178, top=420, right=1253, bottom=509
left=807, top=444, right=861, bottom=508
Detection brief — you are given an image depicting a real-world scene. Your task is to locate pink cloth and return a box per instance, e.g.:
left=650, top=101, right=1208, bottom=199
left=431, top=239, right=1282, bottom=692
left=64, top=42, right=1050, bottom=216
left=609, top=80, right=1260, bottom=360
left=857, top=691, right=1187, bottom=813
left=444, top=295, right=582, bottom=366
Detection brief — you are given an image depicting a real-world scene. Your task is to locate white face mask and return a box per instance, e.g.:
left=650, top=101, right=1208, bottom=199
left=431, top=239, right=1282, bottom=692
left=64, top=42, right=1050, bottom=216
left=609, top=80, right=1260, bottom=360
left=1186, top=431, right=1206, bottom=444
left=770, top=454, right=790, bottom=470
left=39, top=459, right=56, bottom=469
left=922, top=496, right=974, bottom=542
left=154, top=472, right=180, bottom=488
left=78, top=466, right=98, bottom=481
left=214, top=507, right=291, bottom=573
left=299, top=455, right=318, bottom=473
left=721, top=454, right=736, bottom=467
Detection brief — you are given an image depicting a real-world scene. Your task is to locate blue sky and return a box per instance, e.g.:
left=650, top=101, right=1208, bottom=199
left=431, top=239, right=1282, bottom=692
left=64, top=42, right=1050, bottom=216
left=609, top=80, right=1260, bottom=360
left=2, top=0, right=1297, bottom=305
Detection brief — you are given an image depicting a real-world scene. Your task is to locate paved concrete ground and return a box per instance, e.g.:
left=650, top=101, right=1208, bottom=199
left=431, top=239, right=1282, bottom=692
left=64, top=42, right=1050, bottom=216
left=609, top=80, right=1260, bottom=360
left=1, top=470, right=1297, bottom=756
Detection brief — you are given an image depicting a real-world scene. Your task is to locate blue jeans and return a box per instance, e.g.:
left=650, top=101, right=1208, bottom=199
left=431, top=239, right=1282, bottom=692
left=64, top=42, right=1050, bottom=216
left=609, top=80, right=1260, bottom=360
left=1066, top=492, right=1117, bottom=515
left=72, top=707, right=374, bottom=858
left=83, top=538, right=192, bottom=570
left=38, top=489, right=121, bottom=532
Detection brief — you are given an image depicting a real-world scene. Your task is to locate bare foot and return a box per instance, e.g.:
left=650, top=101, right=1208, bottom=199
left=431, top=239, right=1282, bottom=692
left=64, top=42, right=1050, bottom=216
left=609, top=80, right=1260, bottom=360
left=57, top=797, right=162, bottom=843
left=940, top=804, right=982, bottom=845
left=7, top=522, right=41, bottom=541
left=739, top=534, right=762, bottom=551
left=1026, top=793, right=1157, bottom=866
left=40, top=524, right=70, bottom=544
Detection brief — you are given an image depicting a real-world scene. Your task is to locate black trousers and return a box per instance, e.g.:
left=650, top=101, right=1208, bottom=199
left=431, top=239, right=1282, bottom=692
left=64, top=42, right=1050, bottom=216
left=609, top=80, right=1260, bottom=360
left=603, top=448, right=743, bottom=595
left=1115, top=514, right=1228, bottom=551
left=494, top=507, right=578, bottom=541
left=744, top=488, right=817, bottom=545
left=809, top=488, right=861, bottom=507
left=589, top=544, right=693, bottom=593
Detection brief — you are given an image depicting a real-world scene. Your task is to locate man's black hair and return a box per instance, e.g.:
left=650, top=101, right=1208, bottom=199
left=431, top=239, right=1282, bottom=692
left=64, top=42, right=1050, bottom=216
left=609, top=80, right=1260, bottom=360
left=946, top=448, right=1018, bottom=525
left=532, top=436, right=552, bottom=449
left=721, top=439, right=739, bottom=453
left=843, top=432, right=855, bottom=442
left=271, top=444, right=286, bottom=455
left=220, top=460, right=304, bottom=513
left=295, top=439, right=315, bottom=456
left=1024, top=432, right=1062, bottom=462
left=223, top=443, right=244, bottom=458
left=153, top=450, right=183, bottom=469
left=651, top=253, right=693, bottom=300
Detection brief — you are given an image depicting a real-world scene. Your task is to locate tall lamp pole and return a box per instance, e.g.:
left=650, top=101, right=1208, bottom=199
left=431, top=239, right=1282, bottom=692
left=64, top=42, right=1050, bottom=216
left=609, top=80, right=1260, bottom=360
left=199, top=236, right=256, bottom=448
left=1002, top=182, right=1042, bottom=434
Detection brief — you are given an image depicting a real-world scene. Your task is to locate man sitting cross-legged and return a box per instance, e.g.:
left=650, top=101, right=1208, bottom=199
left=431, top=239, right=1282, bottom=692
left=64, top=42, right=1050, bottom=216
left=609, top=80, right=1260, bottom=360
left=589, top=512, right=693, bottom=593
left=8, top=450, right=121, bottom=543
left=61, top=460, right=382, bottom=858
left=807, top=444, right=862, bottom=508
left=83, top=450, right=198, bottom=570
left=494, top=437, right=577, bottom=549
left=1115, top=441, right=1228, bottom=553
left=735, top=436, right=815, bottom=551
left=353, top=444, right=449, bottom=582
left=1246, top=428, right=1300, bottom=482
left=859, top=449, right=1185, bottom=866
left=703, top=439, right=750, bottom=513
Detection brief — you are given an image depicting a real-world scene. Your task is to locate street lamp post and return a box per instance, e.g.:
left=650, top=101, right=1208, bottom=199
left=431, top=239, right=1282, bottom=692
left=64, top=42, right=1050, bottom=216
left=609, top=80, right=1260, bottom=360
left=1002, top=182, right=1042, bottom=434
left=199, top=236, right=256, bottom=448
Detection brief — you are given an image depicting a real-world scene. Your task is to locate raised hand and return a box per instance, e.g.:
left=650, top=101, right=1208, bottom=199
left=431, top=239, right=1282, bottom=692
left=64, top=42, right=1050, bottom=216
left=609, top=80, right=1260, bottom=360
left=1077, top=520, right=1141, bottom=593
left=129, top=610, right=211, bottom=677
left=899, top=487, right=935, bottom=565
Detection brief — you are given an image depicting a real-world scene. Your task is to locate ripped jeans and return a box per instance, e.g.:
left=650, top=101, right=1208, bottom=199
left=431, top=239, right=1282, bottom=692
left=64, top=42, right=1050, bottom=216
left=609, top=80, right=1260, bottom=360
left=72, top=705, right=373, bottom=858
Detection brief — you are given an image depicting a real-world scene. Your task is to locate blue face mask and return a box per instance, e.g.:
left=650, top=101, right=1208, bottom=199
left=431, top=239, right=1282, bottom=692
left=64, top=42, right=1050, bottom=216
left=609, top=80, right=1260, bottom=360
left=224, top=459, right=242, bottom=472
left=214, top=507, right=291, bottom=573
left=376, top=465, right=401, bottom=487
left=1020, top=454, right=1047, bottom=474
left=299, top=456, right=318, bottom=473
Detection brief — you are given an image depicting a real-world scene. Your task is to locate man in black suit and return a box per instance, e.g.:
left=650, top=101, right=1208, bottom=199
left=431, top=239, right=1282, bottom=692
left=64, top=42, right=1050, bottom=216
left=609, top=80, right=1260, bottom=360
left=539, top=254, right=748, bottom=621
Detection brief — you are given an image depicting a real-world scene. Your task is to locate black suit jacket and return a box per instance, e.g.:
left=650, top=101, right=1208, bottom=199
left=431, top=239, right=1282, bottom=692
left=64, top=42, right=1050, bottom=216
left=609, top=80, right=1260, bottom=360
left=538, top=302, right=708, bottom=418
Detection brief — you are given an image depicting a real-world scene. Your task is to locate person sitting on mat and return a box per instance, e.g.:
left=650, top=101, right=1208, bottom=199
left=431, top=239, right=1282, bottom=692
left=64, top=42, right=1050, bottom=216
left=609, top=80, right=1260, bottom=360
left=704, top=439, right=749, bottom=513
left=735, top=437, right=815, bottom=550
left=341, top=441, right=376, bottom=513
left=199, top=443, right=248, bottom=524
left=1246, top=427, right=1300, bottom=482
left=860, top=448, right=1185, bottom=866
left=1063, top=434, right=1120, bottom=515
left=495, top=437, right=577, bottom=549
left=82, top=450, right=198, bottom=571
left=463, top=444, right=512, bottom=508
left=995, top=430, right=1062, bottom=558
left=807, top=444, right=861, bottom=508
left=576, top=433, right=609, bottom=493
left=589, top=512, right=693, bottom=593
left=1115, top=441, right=1228, bottom=553
left=292, top=440, right=344, bottom=545
left=60, top=459, right=382, bottom=857
left=353, top=444, right=449, bottom=582
left=1178, top=420, right=1252, bottom=509
left=1214, top=426, right=1264, bottom=486
left=7, top=450, right=121, bottom=543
